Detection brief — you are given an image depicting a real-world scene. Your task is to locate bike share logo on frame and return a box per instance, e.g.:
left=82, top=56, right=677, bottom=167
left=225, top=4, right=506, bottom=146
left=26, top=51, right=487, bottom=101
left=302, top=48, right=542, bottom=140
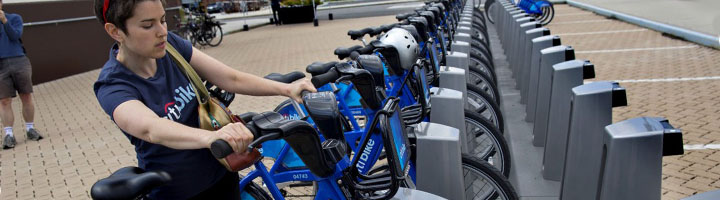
left=356, top=139, right=376, bottom=171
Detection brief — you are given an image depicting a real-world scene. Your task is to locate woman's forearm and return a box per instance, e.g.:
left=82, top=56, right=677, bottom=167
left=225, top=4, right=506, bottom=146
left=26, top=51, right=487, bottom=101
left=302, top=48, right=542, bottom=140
left=114, top=100, right=213, bottom=150
left=143, top=117, right=215, bottom=149
left=224, top=70, right=291, bottom=97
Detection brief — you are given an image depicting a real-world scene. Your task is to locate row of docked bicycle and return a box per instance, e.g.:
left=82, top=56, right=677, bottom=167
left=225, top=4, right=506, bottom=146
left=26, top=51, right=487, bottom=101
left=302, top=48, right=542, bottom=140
left=89, top=0, right=520, bottom=199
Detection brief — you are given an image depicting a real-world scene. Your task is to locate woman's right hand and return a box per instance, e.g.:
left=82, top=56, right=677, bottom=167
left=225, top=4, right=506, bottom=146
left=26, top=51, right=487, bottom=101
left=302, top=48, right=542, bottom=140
left=209, top=122, right=254, bottom=153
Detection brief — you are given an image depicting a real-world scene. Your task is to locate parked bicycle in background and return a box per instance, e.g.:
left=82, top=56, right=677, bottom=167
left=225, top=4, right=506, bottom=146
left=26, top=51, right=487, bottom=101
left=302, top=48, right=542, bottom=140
left=173, top=11, right=224, bottom=47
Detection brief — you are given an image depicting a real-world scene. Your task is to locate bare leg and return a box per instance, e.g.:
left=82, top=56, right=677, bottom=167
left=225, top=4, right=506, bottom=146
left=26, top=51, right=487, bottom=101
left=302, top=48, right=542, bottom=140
left=0, top=98, right=14, bottom=128
left=18, top=93, right=34, bottom=123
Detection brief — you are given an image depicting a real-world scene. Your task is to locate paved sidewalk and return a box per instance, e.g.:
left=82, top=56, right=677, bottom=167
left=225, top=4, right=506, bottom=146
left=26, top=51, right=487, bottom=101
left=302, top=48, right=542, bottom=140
left=568, top=0, right=720, bottom=36
left=544, top=5, right=720, bottom=199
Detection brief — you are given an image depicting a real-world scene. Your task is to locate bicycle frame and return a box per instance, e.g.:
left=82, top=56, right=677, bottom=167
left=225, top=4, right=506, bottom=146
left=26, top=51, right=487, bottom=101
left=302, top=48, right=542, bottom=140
left=239, top=98, right=412, bottom=200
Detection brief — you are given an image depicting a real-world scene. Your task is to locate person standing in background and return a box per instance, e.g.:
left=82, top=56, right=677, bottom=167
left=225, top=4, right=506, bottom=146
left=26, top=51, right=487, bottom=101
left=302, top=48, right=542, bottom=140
left=271, top=0, right=281, bottom=25
left=0, top=0, right=44, bottom=149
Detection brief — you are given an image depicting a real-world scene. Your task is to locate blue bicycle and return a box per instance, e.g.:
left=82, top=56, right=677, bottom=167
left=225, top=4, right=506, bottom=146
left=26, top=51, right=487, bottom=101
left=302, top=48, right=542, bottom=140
left=485, top=0, right=554, bottom=25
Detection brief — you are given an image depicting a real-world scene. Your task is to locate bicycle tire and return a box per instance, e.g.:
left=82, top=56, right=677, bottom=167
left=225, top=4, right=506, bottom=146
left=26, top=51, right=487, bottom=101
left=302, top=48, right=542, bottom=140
left=468, top=59, right=497, bottom=85
left=462, top=154, right=518, bottom=200
left=467, top=62, right=497, bottom=87
left=464, top=111, right=511, bottom=177
left=464, top=86, right=505, bottom=134
left=467, top=77, right=500, bottom=106
left=470, top=41, right=493, bottom=60
left=207, top=24, right=224, bottom=47
left=539, top=4, right=555, bottom=26
left=470, top=49, right=495, bottom=69
left=240, top=176, right=273, bottom=200
left=485, top=0, right=497, bottom=24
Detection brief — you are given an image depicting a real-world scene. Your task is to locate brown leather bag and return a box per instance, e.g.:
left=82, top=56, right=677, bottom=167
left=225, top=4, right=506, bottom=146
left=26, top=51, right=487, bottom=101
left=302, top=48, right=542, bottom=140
left=166, top=44, right=261, bottom=172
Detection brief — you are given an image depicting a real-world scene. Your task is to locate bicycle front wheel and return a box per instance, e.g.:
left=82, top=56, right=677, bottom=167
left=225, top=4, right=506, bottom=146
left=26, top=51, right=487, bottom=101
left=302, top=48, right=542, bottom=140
left=465, top=110, right=511, bottom=177
left=485, top=0, right=497, bottom=24
left=462, top=154, right=518, bottom=200
left=538, top=4, right=555, bottom=25
left=240, top=176, right=272, bottom=200
left=207, top=24, right=224, bottom=47
left=466, top=84, right=505, bottom=133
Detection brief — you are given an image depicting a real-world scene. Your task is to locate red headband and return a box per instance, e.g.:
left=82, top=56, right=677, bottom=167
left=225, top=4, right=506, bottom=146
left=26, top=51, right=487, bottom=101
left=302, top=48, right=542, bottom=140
left=102, top=0, right=110, bottom=23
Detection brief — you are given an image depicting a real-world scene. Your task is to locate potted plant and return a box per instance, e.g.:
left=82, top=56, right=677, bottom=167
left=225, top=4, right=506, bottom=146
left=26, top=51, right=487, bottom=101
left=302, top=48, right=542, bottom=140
left=278, top=0, right=322, bottom=24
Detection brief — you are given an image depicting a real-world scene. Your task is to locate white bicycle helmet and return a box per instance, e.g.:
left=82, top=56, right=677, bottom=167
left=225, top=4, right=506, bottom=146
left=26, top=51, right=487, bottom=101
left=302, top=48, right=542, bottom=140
left=377, top=28, right=419, bottom=71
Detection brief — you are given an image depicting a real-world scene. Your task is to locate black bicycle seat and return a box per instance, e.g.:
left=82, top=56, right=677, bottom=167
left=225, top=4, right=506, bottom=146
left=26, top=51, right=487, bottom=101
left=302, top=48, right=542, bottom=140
left=90, top=167, right=171, bottom=200
left=369, top=26, right=386, bottom=37
left=356, top=43, right=377, bottom=55
left=348, top=27, right=374, bottom=40
left=396, top=13, right=415, bottom=21
left=378, top=24, right=395, bottom=34
left=307, top=61, right=339, bottom=76
left=334, top=45, right=363, bottom=60
left=264, top=71, right=306, bottom=84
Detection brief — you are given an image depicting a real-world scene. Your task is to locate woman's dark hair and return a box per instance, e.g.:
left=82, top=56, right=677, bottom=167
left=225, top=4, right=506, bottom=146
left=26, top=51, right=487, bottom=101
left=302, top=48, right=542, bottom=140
left=94, top=0, right=165, bottom=34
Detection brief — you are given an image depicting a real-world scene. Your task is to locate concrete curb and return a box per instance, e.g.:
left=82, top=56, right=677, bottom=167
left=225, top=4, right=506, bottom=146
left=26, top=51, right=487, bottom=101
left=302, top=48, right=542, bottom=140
left=566, top=0, right=720, bottom=49
left=224, top=21, right=272, bottom=35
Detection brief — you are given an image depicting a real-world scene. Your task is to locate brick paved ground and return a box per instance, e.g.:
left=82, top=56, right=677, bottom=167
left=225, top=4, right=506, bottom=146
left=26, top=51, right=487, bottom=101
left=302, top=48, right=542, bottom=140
left=0, top=3, right=718, bottom=200
left=546, top=4, right=720, bottom=199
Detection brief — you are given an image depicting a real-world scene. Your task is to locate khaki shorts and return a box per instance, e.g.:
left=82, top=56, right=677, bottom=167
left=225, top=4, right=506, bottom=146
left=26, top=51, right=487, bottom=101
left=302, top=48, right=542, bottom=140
left=0, top=56, right=33, bottom=99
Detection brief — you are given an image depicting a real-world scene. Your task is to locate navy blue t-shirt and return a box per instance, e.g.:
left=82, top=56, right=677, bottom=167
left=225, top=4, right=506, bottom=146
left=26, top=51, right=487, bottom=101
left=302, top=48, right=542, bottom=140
left=94, top=32, right=227, bottom=199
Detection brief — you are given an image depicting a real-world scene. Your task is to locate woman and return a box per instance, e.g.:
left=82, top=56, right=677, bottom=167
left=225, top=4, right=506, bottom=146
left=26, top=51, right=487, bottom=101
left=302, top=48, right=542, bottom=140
left=92, top=0, right=316, bottom=199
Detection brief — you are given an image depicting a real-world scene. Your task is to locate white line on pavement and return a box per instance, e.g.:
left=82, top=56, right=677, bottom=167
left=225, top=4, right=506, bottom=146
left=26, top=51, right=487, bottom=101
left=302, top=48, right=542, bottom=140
left=551, top=19, right=612, bottom=25
left=554, top=12, right=594, bottom=17
left=557, top=29, right=646, bottom=36
left=576, top=45, right=699, bottom=54
left=684, top=144, right=720, bottom=150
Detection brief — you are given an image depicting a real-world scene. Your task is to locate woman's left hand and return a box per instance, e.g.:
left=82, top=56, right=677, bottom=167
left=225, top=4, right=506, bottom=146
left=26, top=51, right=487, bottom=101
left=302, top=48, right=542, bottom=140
left=286, top=78, right=316, bottom=103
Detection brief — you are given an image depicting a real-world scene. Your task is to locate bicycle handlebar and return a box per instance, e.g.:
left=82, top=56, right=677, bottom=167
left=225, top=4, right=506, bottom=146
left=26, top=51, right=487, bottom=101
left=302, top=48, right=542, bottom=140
left=311, top=67, right=340, bottom=87
left=209, top=89, right=314, bottom=159
left=209, top=121, right=261, bottom=159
